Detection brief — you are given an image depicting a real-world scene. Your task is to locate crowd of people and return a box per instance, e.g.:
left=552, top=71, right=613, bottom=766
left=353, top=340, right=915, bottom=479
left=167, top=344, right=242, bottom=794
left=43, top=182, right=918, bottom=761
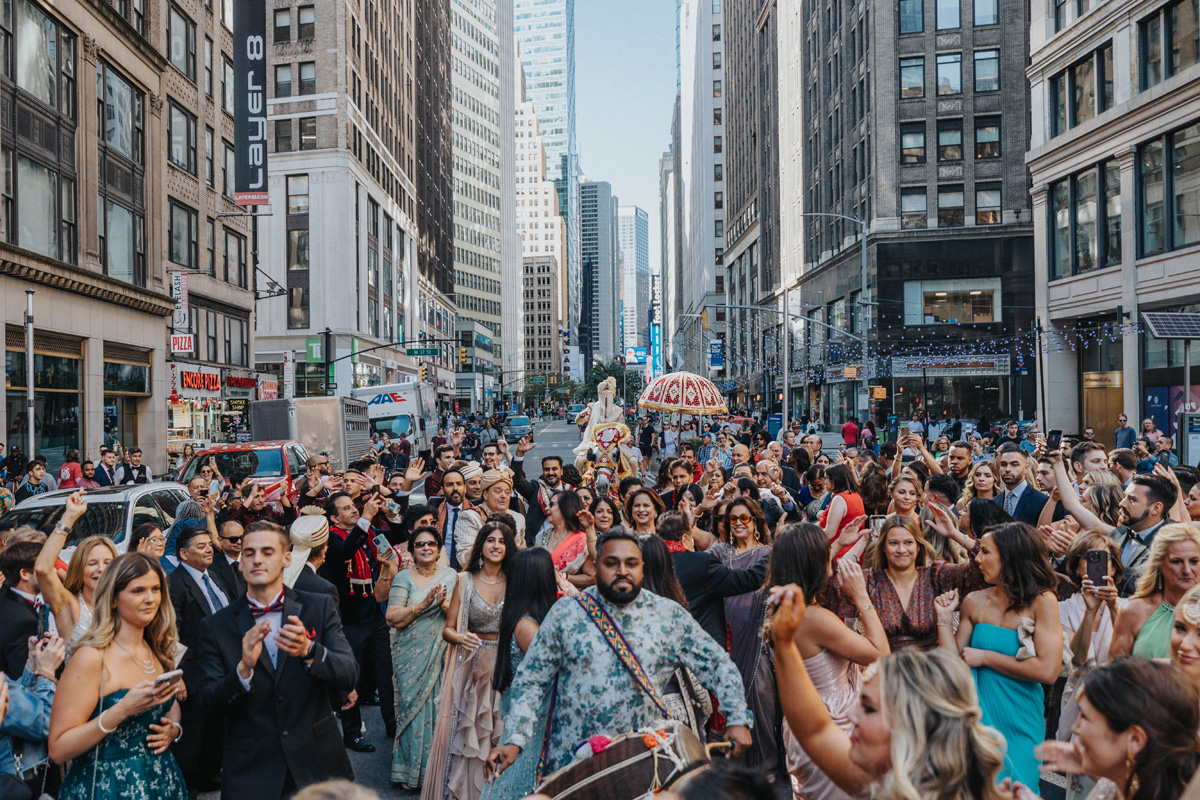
left=1, top=406, right=1200, bottom=800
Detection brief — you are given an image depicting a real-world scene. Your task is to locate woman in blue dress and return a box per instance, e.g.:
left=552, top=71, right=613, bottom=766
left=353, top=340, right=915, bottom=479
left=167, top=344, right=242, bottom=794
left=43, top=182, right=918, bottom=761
left=937, top=522, right=1062, bottom=790
left=486, top=547, right=568, bottom=800
left=48, top=552, right=188, bottom=800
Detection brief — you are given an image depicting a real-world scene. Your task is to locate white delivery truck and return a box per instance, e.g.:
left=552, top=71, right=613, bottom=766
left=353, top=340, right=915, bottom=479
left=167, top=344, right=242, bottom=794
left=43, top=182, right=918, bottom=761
left=351, top=381, right=438, bottom=457
left=248, top=396, right=374, bottom=471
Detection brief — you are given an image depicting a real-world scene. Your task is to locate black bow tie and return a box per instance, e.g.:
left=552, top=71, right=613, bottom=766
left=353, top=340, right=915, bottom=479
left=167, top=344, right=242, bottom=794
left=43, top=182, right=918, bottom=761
left=249, top=598, right=284, bottom=619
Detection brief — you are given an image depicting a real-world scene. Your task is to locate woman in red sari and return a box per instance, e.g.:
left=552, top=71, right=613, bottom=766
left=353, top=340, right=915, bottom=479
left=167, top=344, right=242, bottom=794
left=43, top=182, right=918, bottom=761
left=533, top=490, right=596, bottom=588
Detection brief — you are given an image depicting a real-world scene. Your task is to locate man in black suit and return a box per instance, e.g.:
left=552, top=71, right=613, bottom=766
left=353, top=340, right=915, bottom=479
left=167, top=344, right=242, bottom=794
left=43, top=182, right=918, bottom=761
left=207, top=518, right=246, bottom=599
left=995, top=445, right=1051, bottom=528
left=169, top=526, right=229, bottom=793
left=657, top=516, right=767, bottom=644
left=510, top=441, right=566, bottom=546
left=0, top=541, right=41, bottom=679
left=196, top=523, right=357, bottom=800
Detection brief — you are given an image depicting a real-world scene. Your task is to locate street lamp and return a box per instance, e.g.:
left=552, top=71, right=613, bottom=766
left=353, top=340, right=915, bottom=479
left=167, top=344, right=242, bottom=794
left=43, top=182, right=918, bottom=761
left=792, top=212, right=869, bottom=427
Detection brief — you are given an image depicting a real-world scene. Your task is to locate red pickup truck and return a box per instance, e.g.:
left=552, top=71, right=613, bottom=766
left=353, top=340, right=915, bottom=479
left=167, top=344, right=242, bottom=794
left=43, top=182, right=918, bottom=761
left=178, top=440, right=309, bottom=506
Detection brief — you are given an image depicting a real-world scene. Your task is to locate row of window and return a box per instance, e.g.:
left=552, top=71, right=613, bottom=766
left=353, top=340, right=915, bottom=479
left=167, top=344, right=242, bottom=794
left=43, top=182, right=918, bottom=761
left=1048, top=120, right=1200, bottom=278
left=900, top=50, right=999, bottom=99
left=899, top=0, right=999, bottom=34
left=167, top=201, right=247, bottom=286
left=901, top=117, right=1000, bottom=163
left=1050, top=43, right=1114, bottom=137
left=273, top=6, right=315, bottom=42
left=275, top=62, right=317, bottom=98
left=178, top=308, right=249, bottom=367
left=900, top=184, right=1003, bottom=228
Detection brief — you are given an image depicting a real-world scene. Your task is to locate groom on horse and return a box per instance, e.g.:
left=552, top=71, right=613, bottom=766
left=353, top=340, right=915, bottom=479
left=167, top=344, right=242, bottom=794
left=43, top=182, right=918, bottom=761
left=573, top=377, right=638, bottom=498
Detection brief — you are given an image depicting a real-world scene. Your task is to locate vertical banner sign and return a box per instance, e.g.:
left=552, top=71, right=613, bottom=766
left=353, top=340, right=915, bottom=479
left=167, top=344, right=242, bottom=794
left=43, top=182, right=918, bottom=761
left=233, top=0, right=268, bottom=204
left=283, top=350, right=295, bottom=399
left=171, top=272, right=189, bottom=328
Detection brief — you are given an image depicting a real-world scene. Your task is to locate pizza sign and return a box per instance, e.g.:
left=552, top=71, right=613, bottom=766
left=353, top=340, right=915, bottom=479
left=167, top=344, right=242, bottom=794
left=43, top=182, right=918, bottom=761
left=180, top=370, right=222, bottom=392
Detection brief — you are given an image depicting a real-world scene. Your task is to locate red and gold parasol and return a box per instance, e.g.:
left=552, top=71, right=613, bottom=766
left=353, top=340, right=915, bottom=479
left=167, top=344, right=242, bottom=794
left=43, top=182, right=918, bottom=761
left=637, top=371, right=729, bottom=415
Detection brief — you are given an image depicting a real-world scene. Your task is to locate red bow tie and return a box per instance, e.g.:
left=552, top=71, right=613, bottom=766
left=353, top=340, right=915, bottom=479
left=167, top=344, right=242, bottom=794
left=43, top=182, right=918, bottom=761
left=249, top=599, right=284, bottom=619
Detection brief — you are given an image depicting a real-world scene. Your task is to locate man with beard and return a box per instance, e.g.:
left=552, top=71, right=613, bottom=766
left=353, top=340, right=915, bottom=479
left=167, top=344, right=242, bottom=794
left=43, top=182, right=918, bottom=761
left=995, top=445, right=1050, bottom=527
left=573, top=377, right=638, bottom=476
left=428, top=470, right=478, bottom=569
left=512, top=446, right=567, bottom=546
left=76, top=460, right=101, bottom=489
left=486, top=528, right=752, bottom=776
left=1111, top=474, right=1174, bottom=596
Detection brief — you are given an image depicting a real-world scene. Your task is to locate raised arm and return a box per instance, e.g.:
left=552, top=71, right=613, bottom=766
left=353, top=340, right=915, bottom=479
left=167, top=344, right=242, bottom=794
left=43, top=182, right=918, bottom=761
left=1050, top=454, right=1108, bottom=533
left=34, top=491, right=87, bottom=635
left=770, top=586, right=871, bottom=795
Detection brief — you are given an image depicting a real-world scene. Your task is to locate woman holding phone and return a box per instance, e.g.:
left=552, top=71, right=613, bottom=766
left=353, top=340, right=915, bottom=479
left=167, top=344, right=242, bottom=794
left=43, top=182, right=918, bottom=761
left=49, top=553, right=186, bottom=800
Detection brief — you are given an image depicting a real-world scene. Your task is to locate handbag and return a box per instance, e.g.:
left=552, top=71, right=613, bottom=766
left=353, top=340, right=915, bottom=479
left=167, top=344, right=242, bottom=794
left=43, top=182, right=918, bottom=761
left=0, top=774, right=32, bottom=800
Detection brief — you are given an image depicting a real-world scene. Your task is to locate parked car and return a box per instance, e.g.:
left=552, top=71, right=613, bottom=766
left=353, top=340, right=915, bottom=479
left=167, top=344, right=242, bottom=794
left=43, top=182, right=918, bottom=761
left=3, top=483, right=191, bottom=555
left=503, top=415, right=534, bottom=443
left=178, top=440, right=309, bottom=505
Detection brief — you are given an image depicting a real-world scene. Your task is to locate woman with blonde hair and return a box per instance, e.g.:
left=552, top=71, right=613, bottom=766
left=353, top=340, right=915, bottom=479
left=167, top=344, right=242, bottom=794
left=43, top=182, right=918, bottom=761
left=49, top=552, right=186, bottom=799
left=1110, top=523, right=1200, bottom=660
left=886, top=475, right=923, bottom=520
left=770, top=583, right=1013, bottom=800
left=958, top=462, right=1001, bottom=510
left=34, top=491, right=117, bottom=651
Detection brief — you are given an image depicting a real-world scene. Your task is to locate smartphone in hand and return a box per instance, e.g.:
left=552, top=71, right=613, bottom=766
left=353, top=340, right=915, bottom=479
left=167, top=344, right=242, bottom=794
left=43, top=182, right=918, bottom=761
left=1085, top=549, right=1109, bottom=588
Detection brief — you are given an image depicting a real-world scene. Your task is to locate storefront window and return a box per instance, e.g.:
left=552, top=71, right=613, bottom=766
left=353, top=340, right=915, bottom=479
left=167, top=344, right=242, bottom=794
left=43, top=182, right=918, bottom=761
left=103, top=362, right=150, bottom=393
left=903, top=278, right=1001, bottom=325
left=6, top=350, right=81, bottom=471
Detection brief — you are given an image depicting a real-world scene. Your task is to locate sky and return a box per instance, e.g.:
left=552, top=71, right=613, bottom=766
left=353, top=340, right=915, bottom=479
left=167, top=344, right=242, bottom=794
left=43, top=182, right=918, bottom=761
left=576, top=0, right=678, bottom=276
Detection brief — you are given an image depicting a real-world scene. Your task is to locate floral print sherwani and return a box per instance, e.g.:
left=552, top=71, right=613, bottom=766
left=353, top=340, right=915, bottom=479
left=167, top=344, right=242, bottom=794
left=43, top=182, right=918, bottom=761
left=500, top=586, right=753, bottom=771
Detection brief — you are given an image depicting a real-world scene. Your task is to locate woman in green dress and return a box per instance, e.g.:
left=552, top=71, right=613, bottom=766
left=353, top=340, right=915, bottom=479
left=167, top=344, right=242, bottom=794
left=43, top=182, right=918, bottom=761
left=1110, top=523, right=1200, bottom=660
left=48, top=552, right=187, bottom=800
left=387, top=526, right=458, bottom=789
left=937, top=522, right=1062, bottom=790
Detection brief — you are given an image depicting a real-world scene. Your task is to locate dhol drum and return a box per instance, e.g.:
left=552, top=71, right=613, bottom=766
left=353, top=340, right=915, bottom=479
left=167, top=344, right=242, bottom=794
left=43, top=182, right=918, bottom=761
left=534, top=721, right=716, bottom=800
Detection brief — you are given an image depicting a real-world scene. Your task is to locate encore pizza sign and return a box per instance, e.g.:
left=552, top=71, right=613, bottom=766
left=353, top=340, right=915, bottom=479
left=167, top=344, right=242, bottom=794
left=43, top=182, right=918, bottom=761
left=180, top=370, right=222, bottom=392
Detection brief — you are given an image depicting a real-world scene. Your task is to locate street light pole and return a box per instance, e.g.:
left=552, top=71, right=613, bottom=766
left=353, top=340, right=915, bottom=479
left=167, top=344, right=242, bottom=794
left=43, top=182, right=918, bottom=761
left=797, top=212, right=869, bottom=424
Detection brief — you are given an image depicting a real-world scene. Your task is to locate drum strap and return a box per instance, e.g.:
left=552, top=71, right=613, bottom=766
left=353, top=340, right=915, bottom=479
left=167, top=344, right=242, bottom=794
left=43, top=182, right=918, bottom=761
left=573, top=594, right=670, bottom=719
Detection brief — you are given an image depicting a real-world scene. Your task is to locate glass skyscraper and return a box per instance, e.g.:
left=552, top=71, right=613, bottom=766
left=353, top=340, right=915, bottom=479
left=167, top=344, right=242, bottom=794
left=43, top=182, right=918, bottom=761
left=513, top=0, right=580, bottom=342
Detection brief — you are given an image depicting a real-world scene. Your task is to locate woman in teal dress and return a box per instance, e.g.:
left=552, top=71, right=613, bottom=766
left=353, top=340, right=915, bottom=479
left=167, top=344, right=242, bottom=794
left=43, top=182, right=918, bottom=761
left=386, top=526, right=459, bottom=789
left=937, top=522, right=1063, bottom=790
left=486, top=547, right=566, bottom=800
left=1110, top=523, right=1200, bottom=660
left=48, top=552, right=187, bottom=800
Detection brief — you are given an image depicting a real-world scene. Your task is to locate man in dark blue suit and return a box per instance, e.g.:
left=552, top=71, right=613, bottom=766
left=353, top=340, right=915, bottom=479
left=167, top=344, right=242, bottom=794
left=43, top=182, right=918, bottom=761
left=94, top=448, right=117, bottom=487
left=995, top=444, right=1051, bottom=527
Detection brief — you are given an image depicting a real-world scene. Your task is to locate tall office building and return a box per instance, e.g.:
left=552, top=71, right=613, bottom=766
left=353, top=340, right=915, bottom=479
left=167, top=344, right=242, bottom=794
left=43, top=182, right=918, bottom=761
left=450, top=0, right=515, bottom=409
left=254, top=0, right=429, bottom=399
left=721, top=0, right=779, bottom=398
left=516, top=89, right=566, bottom=378
left=581, top=181, right=621, bottom=366
left=660, top=98, right=685, bottom=368
left=670, top=0, right=724, bottom=372
left=1028, top=0, right=1200, bottom=442
left=618, top=206, right=650, bottom=351
left=513, top=0, right=580, bottom=343
left=779, top=0, right=1035, bottom=425
left=498, top=29, right=523, bottom=402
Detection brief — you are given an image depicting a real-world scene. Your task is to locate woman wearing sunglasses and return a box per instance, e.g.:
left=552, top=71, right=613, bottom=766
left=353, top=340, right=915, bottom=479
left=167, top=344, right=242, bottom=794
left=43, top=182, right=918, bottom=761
left=386, top=526, right=457, bottom=789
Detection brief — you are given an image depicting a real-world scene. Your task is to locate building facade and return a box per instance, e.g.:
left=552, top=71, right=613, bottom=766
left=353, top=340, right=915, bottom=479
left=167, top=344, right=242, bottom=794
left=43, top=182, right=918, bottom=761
left=721, top=0, right=780, bottom=403
left=618, top=206, right=651, bottom=351
left=581, top=180, right=621, bottom=366
left=781, top=0, right=1036, bottom=427
left=671, top=0, right=725, bottom=374
left=513, top=0, right=580, bottom=344
left=1028, top=0, right=1200, bottom=446
left=523, top=256, right=562, bottom=377
left=253, top=0, right=429, bottom=402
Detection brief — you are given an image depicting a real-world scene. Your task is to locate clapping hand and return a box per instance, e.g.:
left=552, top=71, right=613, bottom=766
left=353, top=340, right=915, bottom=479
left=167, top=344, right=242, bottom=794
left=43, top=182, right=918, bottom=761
left=29, top=634, right=65, bottom=679
left=238, top=620, right=271, bottom=679
left=1038, top=523, right=1074, bottom=557
left=836, top=561, right=871, bottom=610
left=276, top=615, right=314, bottom=659
left=934, top=589, right=960, bottom=628
left=577, top=509, right=595, bottom=533
left=766, top=584, right=807, bottom=643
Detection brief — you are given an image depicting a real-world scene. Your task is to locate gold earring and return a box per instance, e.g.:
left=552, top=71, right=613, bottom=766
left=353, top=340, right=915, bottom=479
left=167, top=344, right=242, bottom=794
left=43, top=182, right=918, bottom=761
left=1125, top=751, right=1140, bottom=797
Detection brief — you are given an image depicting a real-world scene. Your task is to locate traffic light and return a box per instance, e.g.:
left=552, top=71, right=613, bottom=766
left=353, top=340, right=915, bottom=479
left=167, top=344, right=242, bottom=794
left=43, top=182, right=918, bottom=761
left=459, top=347, right=467, bottom=364
left=420, top=363, right=427, bottom=382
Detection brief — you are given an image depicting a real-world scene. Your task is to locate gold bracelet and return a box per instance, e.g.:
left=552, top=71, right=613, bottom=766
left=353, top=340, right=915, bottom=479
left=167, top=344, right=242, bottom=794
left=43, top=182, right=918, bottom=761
left=859, top=604, right=875, bottom=614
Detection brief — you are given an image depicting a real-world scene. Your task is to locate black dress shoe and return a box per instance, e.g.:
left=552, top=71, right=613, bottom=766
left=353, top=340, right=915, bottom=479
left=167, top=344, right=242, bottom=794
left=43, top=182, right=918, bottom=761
left=345, top=736, right=376, bottom=753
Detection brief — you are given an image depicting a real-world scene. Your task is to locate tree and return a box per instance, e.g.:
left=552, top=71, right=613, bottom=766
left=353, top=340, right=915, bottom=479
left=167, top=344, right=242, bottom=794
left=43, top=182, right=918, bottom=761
left=583, top=359, right=645, bottom=405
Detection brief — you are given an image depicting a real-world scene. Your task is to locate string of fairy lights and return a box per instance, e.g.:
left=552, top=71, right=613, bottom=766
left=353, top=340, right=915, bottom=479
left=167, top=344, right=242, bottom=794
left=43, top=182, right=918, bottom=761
left=671, top=305, right=1145, bottom=389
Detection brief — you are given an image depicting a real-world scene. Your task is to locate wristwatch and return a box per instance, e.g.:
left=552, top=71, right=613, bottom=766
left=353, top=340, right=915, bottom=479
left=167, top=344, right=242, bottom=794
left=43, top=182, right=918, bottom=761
left=53, top=522, right=72, bottom=536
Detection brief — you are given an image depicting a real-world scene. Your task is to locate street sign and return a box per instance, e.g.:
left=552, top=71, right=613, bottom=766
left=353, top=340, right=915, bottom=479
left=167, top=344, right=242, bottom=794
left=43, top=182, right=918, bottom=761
left=170, top=334, right=194, bottom=353
left=528, top=376, right=546, bottom=383
left=306, top=337, right=323, bottom=363
left=406, top=347, right=439, bottom=356
left=844, top=366, right=860, bottom=379
left=171, top=272, right=189, bottom=328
